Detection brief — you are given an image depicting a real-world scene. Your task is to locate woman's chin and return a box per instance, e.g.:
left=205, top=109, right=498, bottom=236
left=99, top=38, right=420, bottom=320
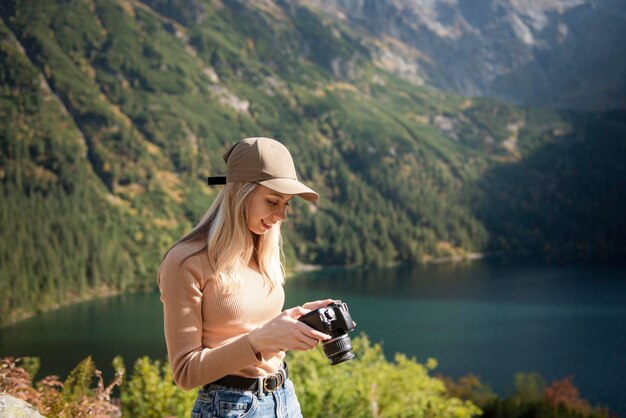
left=249, top=227, right=269, bottom=235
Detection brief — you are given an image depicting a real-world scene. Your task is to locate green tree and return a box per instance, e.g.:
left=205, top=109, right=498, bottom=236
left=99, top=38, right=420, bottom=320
left=120, top=356, right=196, bottom=418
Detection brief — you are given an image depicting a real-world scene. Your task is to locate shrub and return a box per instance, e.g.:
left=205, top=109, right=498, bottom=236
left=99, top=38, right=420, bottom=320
left=287, top=334, right=482, bottom=417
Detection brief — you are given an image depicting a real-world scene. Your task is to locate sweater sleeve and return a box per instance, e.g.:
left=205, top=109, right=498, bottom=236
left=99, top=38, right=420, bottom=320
left=157, top=250, right=261, bottom=390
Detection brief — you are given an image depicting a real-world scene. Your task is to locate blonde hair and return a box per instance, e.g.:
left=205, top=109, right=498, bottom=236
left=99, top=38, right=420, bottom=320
left=168, top=182, right=285, bottom=292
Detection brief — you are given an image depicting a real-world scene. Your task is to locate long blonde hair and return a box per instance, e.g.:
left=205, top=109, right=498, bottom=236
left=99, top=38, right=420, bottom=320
left=167, top=182, right=285, bottom=292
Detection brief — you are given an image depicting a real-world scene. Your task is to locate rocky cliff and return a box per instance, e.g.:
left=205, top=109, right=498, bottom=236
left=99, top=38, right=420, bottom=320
left=303, top=0, right=626, bottom=110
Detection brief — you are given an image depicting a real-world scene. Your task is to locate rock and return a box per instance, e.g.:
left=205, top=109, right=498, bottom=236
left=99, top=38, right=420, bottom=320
left=0, top=394, right=45, bottom=418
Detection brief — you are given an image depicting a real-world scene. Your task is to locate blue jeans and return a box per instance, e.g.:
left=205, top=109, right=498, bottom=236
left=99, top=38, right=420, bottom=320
left=191, top=378, right=303, bottom=418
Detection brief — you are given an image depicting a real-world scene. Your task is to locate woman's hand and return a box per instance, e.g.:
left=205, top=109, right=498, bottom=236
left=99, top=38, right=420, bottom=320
left=301, top=299, right=335, bottom=311
left=248, top=306, right=331, bottom=353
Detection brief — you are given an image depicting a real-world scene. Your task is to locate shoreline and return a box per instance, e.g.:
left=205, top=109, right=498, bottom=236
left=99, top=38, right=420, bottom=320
left=289, top=251, right=491, bottom=276
left=4, top=254, right=484, bottom=328
left=6, top=250, right=618, bottom=328
left=1, top=287, right=127, bottom=329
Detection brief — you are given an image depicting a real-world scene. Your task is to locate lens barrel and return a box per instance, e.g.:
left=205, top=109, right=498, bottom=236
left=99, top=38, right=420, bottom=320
left=322, top=334, right=355, bottom=366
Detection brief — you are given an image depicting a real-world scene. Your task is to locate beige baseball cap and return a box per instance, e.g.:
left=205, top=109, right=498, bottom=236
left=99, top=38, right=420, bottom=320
left=207, top=137, right=319, bottom=202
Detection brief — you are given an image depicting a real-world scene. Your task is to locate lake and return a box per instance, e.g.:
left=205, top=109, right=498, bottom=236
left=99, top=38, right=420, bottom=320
left=1, top=260, right=625, bottom=415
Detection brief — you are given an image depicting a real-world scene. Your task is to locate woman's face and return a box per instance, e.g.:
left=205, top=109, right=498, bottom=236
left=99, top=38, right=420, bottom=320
left=246, top=184, right=293, bottom=235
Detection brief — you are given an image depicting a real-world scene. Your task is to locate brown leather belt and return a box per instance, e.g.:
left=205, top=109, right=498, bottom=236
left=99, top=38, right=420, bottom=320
left=203, top=363, right=289, bottom=396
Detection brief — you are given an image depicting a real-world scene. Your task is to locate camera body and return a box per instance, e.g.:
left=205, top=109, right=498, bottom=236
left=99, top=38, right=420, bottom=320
left=298, top=300, right=356, bottom=365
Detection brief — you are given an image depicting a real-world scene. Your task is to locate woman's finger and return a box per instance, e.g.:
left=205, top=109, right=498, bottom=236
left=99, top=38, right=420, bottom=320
left=294, top=334, right=321, bottom=350
left=286, top=305, right=311, bottom=319
left=301, top=299, right=334, bottom=310
left=296, top=322, right=331, bottom=341
left=299, top=334, right=320, bottom=348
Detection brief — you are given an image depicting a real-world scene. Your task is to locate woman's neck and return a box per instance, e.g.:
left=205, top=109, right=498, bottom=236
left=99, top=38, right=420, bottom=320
left=247, top=257, right=260, bottom=272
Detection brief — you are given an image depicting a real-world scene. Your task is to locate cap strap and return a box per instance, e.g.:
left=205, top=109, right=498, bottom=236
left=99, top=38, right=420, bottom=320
left=207, top=176, right=227, bottom=185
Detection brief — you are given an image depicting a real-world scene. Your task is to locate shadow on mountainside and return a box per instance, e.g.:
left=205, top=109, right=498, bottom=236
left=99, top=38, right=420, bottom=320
left=471, top=111, right=626, bottom=262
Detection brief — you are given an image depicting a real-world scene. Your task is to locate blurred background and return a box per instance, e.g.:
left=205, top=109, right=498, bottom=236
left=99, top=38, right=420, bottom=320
left=1, top=0, right=625, bottom=416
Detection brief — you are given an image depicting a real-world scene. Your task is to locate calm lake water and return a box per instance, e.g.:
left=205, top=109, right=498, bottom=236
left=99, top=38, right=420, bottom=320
left=1, top=260, right=625, bottom=415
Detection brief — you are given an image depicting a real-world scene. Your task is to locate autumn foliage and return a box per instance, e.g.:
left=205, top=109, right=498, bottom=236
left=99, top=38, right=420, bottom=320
left=441, top=371, right=614, bottom=418
left=0, top=356, right=122, bottom=417
left=545, top=375, right=601, bottom=415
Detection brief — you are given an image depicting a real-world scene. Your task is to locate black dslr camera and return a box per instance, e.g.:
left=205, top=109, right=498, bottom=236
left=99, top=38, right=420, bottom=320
left=298, top=300, right=356, bottom=365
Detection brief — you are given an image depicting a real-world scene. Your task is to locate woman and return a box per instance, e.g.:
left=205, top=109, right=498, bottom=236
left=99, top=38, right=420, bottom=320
left=158, top=137, right=332, bottom=418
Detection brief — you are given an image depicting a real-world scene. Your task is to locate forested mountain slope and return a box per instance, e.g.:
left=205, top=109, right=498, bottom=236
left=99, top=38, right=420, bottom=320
left=1, top=0, right=624, bottom=325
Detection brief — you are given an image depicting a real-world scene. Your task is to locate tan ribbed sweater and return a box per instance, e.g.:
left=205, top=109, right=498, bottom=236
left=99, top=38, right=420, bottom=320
left=158, top=239, right=286, bottom=390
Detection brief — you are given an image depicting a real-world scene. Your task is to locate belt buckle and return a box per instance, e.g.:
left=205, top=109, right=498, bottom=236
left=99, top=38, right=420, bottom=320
left=262, top=370, right=284, bottom=394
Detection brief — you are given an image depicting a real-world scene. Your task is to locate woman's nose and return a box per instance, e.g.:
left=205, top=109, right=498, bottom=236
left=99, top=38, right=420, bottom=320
left=274, top=205, right=287, bottom=221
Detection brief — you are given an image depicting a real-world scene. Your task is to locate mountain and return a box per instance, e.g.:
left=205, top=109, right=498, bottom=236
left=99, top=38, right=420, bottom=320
left=1, top=0, right=624, bottom=325
left=304, top=0, right=626, bottom=111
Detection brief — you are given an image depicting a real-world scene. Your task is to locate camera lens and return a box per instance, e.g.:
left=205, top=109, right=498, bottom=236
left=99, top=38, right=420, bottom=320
left=322, top=334, right=355, bottom=366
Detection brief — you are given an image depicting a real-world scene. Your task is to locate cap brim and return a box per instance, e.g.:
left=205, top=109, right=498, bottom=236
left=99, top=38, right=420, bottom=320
left=258, top=178, right=319, bottom=202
